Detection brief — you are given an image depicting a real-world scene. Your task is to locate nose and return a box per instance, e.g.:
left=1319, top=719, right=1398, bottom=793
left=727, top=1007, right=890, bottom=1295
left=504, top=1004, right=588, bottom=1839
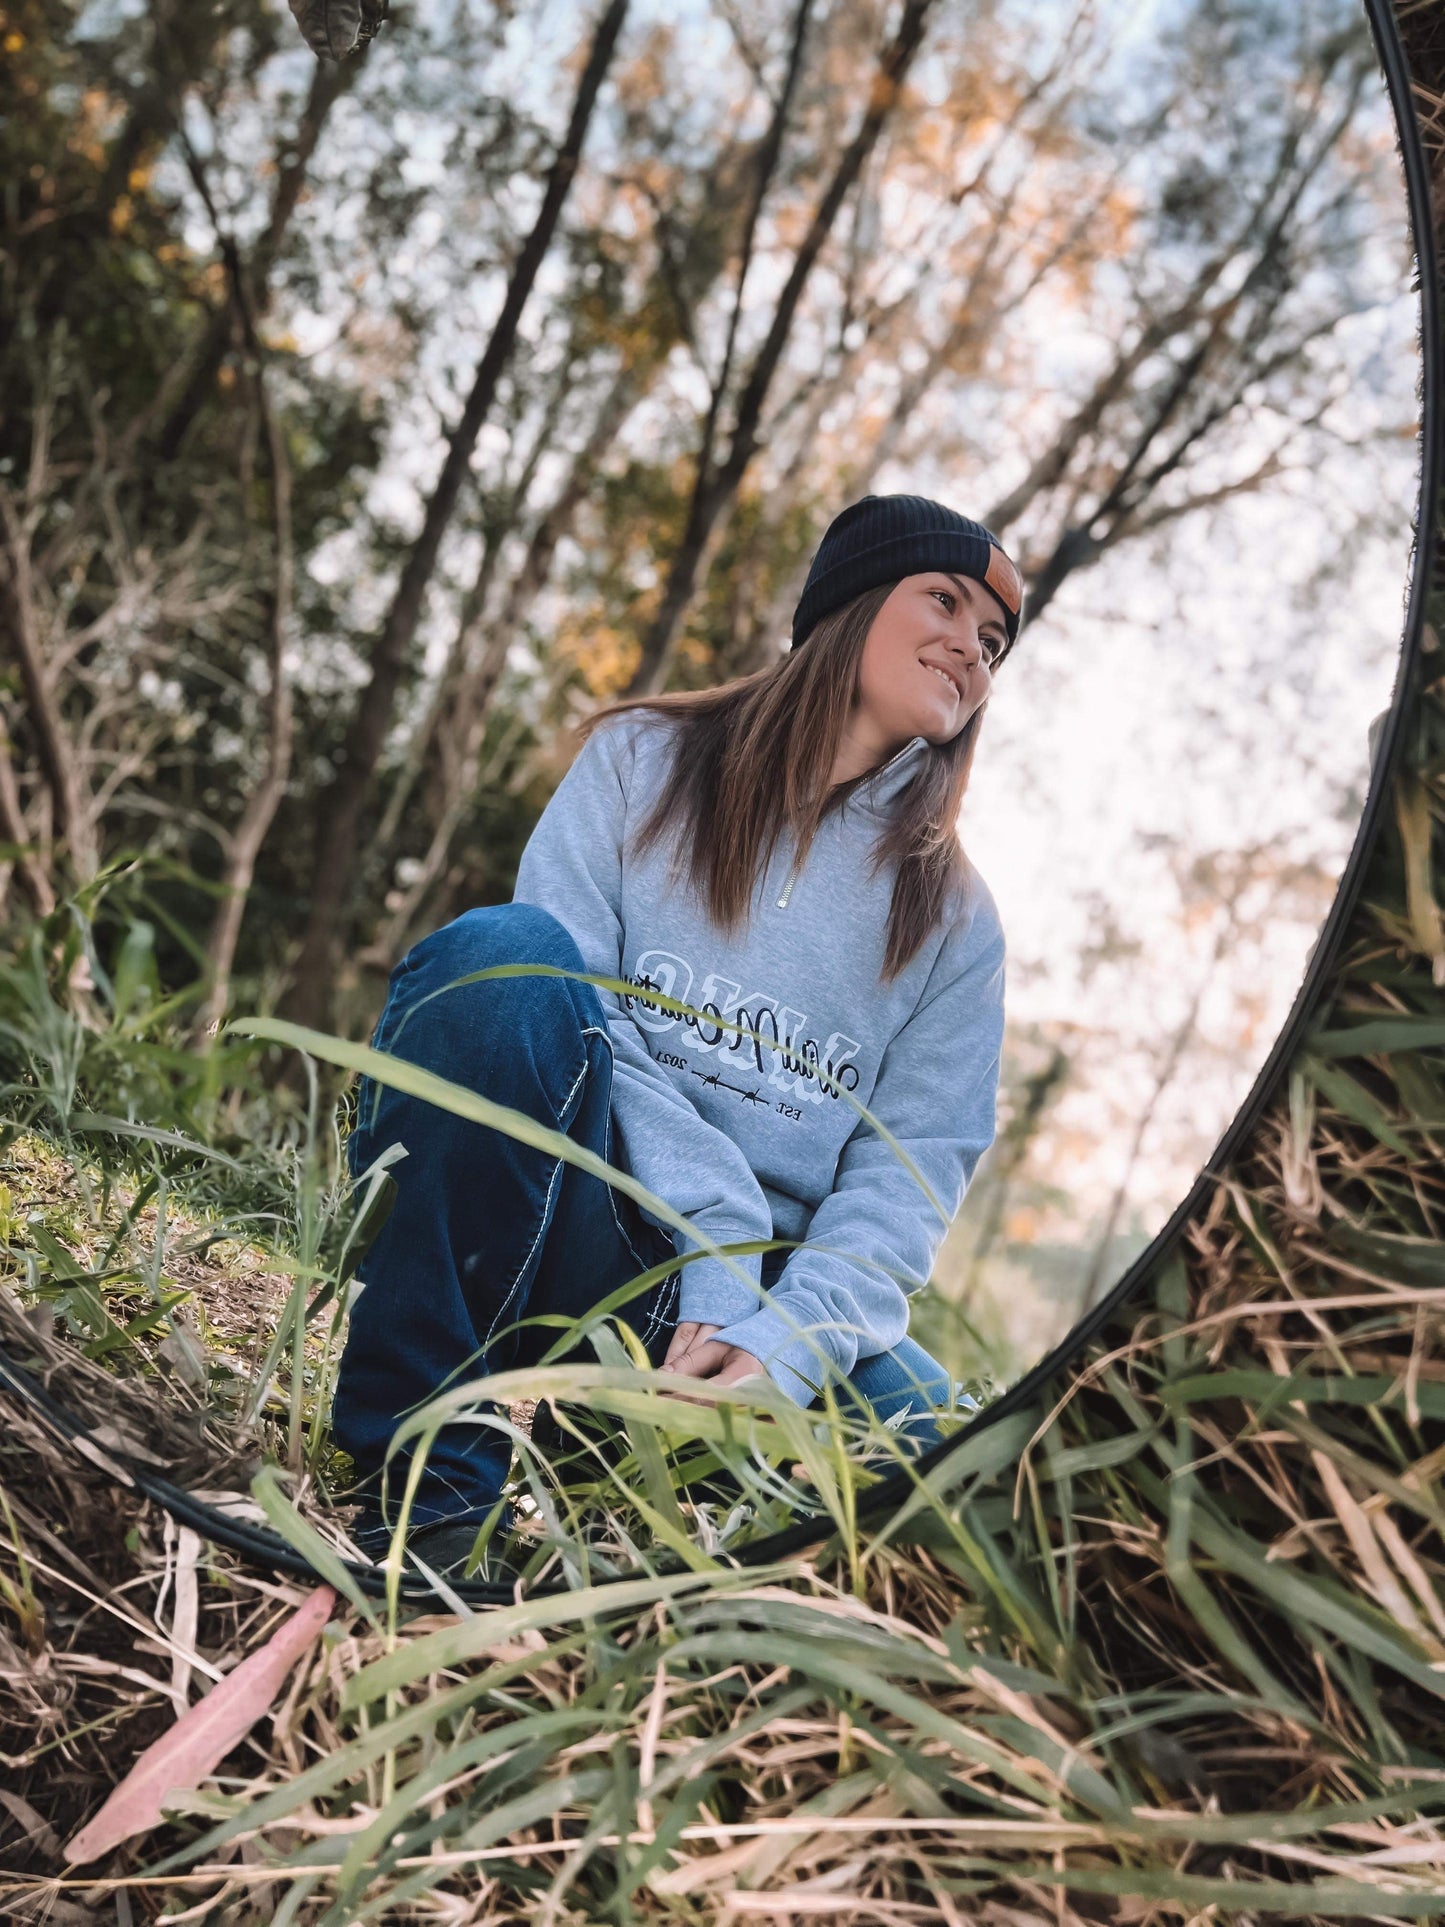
left=951, top=622, right=987, bottom=673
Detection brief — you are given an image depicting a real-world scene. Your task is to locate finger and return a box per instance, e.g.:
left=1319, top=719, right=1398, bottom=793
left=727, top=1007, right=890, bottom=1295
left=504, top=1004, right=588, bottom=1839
left=662, top=1350, right=717, bottom=1381
left=713, top=1354, right=767, bottom=1388
left=662, top=1323, right=719, bottom=1371
left=663, top=1341, right=732, bottom=1380
left=662, top=1321, right=700, bottom=1363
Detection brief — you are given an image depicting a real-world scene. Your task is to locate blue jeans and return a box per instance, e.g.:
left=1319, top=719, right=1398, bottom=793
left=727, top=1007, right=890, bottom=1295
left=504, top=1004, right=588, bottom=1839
left=332, top=903, right=964, bottom=1530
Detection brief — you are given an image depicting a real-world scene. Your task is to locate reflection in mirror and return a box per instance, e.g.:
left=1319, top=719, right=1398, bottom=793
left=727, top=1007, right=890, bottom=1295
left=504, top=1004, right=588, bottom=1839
left=937, top=1, right=1419, bottom=1384
left=0, top=0, right=1417, bottom=1592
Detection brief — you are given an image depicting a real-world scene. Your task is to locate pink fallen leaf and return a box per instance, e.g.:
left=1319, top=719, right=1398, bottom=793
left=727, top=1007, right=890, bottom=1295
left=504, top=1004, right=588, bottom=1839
left=64, top=1584, right=336, bottom=1866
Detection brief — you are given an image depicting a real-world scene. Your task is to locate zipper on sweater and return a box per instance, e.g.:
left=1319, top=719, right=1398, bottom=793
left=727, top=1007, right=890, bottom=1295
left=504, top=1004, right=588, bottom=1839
left=773, top=738, right=917, bottom=910
left=776, top=859, right=800, bottom=909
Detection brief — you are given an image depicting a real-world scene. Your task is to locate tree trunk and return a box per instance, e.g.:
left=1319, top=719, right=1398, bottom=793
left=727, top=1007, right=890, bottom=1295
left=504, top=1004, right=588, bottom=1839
left=0, top=712, right=55, bottom=916
left=282, top=0, right=632, bottom=1033
left=157, top=57, right=357, bottom=463
left=198, top=369, right=295, bottom=1041
left=364, top=333, right=590, bottom=869
left=351, top=119, right=767, bottom=960
left=0, top=491, right=97, bottom=884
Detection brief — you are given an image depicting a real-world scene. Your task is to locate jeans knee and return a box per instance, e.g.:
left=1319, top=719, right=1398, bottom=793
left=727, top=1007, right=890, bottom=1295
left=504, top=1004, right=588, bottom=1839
left=404, top=903, right=600, bottom=1033
left=410, top=902, right=582, bottom=980
left=420, top=900, right=568, bottom=957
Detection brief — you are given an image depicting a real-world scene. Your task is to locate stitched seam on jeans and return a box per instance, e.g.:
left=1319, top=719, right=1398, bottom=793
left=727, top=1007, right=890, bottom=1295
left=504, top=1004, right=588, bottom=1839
left=587, top=1023, right=662, bottom=1278
left=642, top=1270, right=679, bottom=1343
left=582, top=1024, right=644, bottom=1244
left=480, top=1044, right=590, bottom=1357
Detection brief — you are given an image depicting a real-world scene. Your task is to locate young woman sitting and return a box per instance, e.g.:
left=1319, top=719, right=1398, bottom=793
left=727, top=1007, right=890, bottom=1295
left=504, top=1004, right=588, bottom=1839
left=333, top=493, right=1022, bottom=1572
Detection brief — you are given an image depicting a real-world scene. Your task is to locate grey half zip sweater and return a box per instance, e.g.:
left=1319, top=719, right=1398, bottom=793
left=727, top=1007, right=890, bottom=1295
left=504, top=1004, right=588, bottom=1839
left=511, top=712, right=1006, bottom=1405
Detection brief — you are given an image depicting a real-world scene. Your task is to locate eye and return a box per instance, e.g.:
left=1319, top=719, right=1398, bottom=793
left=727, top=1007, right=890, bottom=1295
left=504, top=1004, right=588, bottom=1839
left=931, top=585, right=1004, bottom=664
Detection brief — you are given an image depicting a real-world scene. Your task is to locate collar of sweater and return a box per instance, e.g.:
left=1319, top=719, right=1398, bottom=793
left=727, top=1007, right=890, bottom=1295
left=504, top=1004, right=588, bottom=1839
left=849, top=733, right=930, bottom=817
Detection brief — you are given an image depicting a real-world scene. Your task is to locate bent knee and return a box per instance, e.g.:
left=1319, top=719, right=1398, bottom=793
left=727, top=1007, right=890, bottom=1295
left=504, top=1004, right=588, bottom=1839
left=412, top=901, right=583, bottom=973
left=404, top=904, right=596, bottom=1021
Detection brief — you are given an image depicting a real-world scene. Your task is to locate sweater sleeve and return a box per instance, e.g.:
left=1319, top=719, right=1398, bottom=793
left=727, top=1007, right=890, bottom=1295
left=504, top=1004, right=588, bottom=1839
left=511, top=716, right=772, bottom=1329
left=710, top=885, right=1006, bottom=1406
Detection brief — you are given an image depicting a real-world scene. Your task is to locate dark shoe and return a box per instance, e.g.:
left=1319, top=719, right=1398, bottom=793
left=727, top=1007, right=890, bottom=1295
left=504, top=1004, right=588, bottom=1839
left=529, top=1398, right=632, bottom=1476
left=351, top=1504, right=513, bottom=1573
left=405, top=1516, right=497, bottom=1577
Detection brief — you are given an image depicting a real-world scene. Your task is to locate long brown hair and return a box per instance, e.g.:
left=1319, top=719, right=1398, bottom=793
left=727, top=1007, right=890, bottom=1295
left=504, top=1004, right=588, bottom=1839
left=573, top=581, right=995, bottom=983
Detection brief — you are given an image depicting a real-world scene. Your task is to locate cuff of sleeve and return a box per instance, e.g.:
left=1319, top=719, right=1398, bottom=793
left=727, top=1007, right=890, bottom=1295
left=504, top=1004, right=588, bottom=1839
left=709, top=1305, right=847, bottom=1409
left=675, top=1248, right=765, bottom=1328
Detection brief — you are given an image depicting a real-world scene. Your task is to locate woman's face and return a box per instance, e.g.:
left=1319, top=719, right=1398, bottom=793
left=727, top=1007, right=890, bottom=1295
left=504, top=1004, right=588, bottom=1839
left=853, top=569, right=1008, bottom=754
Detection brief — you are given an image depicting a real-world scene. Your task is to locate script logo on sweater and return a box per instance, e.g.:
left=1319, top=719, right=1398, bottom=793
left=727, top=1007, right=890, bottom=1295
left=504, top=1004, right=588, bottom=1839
left=621, top=948, right=862, bottom=1107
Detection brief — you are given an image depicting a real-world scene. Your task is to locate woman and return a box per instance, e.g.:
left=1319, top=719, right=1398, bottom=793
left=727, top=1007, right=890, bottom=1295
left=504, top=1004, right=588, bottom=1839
left=333, top=494, right=1021, bottom=1570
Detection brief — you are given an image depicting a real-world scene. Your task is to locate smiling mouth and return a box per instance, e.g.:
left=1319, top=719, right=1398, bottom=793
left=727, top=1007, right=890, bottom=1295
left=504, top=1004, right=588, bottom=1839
left=921, top=663, right=959, bottom=698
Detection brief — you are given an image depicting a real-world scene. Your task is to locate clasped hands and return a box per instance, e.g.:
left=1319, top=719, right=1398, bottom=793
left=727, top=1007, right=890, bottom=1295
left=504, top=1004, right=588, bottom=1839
left=659, top=1320, right=766, bottom=1403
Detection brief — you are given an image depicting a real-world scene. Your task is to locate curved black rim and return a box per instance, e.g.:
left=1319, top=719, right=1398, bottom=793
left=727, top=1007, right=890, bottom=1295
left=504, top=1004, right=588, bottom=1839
left=2, top=0, right=1437, bottom=1605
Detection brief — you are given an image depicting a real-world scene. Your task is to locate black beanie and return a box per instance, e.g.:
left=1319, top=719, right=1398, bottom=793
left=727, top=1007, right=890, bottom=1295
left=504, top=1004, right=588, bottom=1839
left=790, top=494, right=1023, bottom=651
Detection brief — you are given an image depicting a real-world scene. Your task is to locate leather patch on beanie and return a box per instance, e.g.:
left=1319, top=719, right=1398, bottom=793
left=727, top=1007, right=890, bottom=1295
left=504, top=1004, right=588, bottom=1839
left=984, top=543, right=1022, bottom=614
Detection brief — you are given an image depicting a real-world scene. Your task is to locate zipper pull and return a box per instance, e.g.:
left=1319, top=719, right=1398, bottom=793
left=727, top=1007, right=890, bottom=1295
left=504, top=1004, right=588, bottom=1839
left=776, top=862, right=798, bottom=909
